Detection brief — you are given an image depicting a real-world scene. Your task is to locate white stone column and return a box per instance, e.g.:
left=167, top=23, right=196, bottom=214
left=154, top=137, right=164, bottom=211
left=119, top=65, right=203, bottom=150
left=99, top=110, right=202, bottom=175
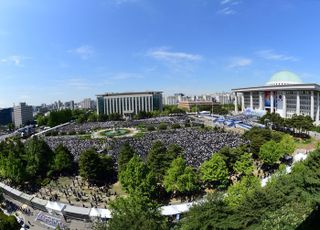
left=148, top=96, right=151, bottom=112
left=234, top=93, right=238, bottom=113
left=259, top=92, right=264, bottom=110
left=104, top=98, right=107, bottom=115
left=138, top=97, right=141, bottom=112
left=112, top=98, right=115, bottom=114
left=250, top=92, right=253, bottom=109
left=270, top=91, right=274, bottom=113
left=283, top=92, right=287, bottom=118
left=241, top=93, right=245, bottom=112
left=115, top=97, right=118, bottom=114
left=135, top=97, right=138, bottom=114
left=296, top=91, right=300, bottom=115
left=122, top=98, right=125, bottom=115
left=142, top=97, right=145, bottom=111
left=316, top=92, right=320, bottom=124
left=311, top=91, right=314, bottom=120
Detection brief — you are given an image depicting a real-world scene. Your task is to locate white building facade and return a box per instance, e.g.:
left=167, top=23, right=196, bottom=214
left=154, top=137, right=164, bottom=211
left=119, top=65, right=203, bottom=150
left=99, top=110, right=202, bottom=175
left=97, top=91, right=163, bottom=116
left=232, top=71, right=320, bottom=124
left=13, top=102, right=33, bottom=127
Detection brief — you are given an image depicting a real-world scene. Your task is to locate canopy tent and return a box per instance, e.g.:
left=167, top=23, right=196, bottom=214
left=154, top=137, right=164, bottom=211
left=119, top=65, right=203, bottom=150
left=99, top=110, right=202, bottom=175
left=30, top=197, right=47, bottom=212
left=161, top=203, right=193, bottom=216
left=45, top=201, right=66, bottom=215
left=89, top=208, right=112, bottom=219
left=99, top=209, right=112, bottom=219
left=89, top=208, right=100, bottom=217
left=64, top=205, right=91, bottom=221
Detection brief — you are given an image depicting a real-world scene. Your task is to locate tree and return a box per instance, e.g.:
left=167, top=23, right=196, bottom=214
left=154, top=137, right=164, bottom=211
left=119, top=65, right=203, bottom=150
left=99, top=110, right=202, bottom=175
left=0, top=211, right=20, bottom=230
left=119, top=155, right=156, bottom=197
left=233, top=152, right=254, bottom=176
left=278, top=134, right=295, bottom=156
left=200, top=154, right=229, bottom=188
left=117, top=142, right=135, bottom=172
left=259, top=140, right=283, bottom=166
left=5, top=150, right=27, bottom=184
left=171, top=123, right=181, bottom=129
left=79, top=149, right=115, bottom=185
left=79, top=149, right=101, bottom=183
left=260, top=202, right=312, bottom=230
left=109, top=113, right=122, bottom=121
left=218, top=146, right=245, bottom=172
left=53, top=144, right=74, bottom=174
left=147, top=141, right=169, bottom=182
left=163, top=157, right=199, bottom=196
left=225, top=176, right=260, bottom=208
left=100, top=155, right=116, bottom=184
left=166, top=144, right=183, bottom=162
left=24, top=137, right=55, bottom=178
left=179, top=192, right=240, bottom=230
left=107, top=195, right=168, bottom=230
left=244, top=127, right=272, bottom=154
left=7, top=123, right=14, bottom=131
left=158, top=123, right=168, bottom=130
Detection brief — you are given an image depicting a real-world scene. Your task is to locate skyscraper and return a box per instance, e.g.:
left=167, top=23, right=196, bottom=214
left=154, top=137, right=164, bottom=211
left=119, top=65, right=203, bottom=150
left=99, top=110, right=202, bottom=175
left=13, top=103, right=33, bottom=127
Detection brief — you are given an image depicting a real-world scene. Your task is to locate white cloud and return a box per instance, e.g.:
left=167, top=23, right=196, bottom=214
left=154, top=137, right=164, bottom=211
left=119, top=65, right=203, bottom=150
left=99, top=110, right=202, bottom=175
left=218, top=0, right=241, bottom=15
left=256, top=50, right=298, bottom=61
left=220, top=0, right=233, bottom=5
left=228, top=57, right=252, bottom=68
left=147, top=48, right=202, bottom=62
left=68, top=45, right=94, bottom=60
left=1, top=55, right=30, bottom=65
left=218, top=7, right=236, bottom=15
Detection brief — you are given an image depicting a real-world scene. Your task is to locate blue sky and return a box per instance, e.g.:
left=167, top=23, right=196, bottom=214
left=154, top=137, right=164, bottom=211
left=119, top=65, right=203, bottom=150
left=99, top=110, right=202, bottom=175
left=1, top=0, right=320, bottom=107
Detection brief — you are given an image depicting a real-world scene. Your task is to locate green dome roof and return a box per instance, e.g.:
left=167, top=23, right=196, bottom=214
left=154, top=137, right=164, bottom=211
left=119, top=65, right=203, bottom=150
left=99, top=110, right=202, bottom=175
left=266, top=71, right=303, bottom=86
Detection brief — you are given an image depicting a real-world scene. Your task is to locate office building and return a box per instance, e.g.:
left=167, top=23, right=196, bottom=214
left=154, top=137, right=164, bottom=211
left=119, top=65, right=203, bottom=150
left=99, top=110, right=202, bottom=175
left=64, top=101, right=75, bottom=110
left=165, top=93, right=185, bottom=105
left=0, top=108, right=13, bottom=125
left=80, top=98, right=96, bottom=110
left=97, top=91, right=163, bottom=116
left=232, top=71, right=320, bottom=123
left=13, top=102, right=33, bottom=127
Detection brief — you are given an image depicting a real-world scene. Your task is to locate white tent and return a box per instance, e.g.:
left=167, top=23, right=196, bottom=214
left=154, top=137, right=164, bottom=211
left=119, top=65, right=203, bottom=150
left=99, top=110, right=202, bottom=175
left=161, top=203, right=193, bottom=216
left=99, top=209, right=112, bottom=219
left=160, top=205, right=179, bottom=216
left=45, top=201, right=66, bottom=215
left=89, top=208, right=100, bottom=217
left=89, top=208, right=112, bottom=219
left=175, top=203, right=193, bottom=213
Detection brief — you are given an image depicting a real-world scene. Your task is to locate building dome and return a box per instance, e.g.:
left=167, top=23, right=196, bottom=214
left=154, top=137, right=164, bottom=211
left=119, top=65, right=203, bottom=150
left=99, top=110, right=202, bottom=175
left=266, top=71, right=303, bottom=86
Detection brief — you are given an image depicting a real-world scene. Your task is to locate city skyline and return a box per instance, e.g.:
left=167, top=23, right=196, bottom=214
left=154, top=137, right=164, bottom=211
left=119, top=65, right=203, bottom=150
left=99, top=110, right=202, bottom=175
left=1, top=0, right=320, bottom=107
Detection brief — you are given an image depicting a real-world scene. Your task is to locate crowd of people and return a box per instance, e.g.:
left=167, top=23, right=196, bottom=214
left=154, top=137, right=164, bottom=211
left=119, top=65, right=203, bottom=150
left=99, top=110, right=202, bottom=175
left=44, top=117, right=246, bottom=167
left=50, top=116, right=187, bottom=134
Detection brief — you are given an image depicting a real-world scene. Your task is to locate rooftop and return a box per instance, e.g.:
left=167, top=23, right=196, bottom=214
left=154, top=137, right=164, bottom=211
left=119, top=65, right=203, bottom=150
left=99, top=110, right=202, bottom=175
left=266, top=71, right=303, bottom=86
left=97, top=91, right=163, bottom=97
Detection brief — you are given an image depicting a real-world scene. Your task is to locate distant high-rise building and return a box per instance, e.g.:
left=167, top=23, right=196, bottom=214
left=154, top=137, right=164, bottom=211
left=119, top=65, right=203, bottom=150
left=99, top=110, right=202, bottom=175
left=97, top=91, right=163, bottom=116
left=64, top=100, right=75, bottom=110
left=211, top=92, right=233, bottom=105
left=80, top=98, right=96, bottom=110
left=164, top=93, right=185, bottom=105
left=0, top=108, right=13, bottom=125
left=13, top=102, right=33, bottom=127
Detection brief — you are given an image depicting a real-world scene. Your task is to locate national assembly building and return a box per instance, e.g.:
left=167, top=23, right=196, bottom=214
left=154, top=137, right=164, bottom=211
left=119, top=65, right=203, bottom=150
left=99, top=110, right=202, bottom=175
left=96, top=91, right=163, bottom=116
left=232, top=71, right=320, bottom=123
